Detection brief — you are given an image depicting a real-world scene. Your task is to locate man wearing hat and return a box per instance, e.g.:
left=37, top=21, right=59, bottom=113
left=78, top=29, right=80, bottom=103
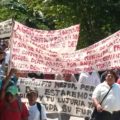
left=0, top=85, right=29, bottom=120
left=27, top=88, right=47, bottom=120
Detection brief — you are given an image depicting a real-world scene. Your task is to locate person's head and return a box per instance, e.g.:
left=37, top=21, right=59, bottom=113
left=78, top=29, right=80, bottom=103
left=5, top=85, right=18, bottom=103
left=105, top=70, right=118, bottom=86
left=63, top=74, right=72, bottom=81
left=27, top=88, right=38, bottom=105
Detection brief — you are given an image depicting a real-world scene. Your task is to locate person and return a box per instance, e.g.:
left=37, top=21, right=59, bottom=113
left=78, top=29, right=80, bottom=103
left=44, top=74, right=55, bottom=80
left=27, top=88, right=47, bottom=120
left=78, top=71, right=100, bottom=86
left=55, top=73, right=77, bottom=82
left=0, top=69, right=29, bottom=120
left=0, top=49, right=5, bottom=80
left=92, top=70, right=120, bottom=120
left=0, top=85, right=29, bottom=120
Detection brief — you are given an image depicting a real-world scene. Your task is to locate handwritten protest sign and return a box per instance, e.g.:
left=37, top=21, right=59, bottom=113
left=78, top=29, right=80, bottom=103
left=12, top=21, right=80, bottom=53
left=0, top=19, right=12, bottom=38
left=10, top=21, right=120, bottom=73
left=17, top=77, right=95, bottom=118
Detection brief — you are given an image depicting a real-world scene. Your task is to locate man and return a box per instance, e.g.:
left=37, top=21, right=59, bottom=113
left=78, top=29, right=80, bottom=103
left=0, top=85, right=29, bottom=120
left=55, top=73, right=77, bottom=82
left=27, top=88, right=47, bottom=120
left=92, top=70, right=120, bottom=120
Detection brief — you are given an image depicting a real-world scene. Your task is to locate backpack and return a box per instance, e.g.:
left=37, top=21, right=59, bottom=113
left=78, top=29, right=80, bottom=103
left=36, top=102, right=42, bottom=120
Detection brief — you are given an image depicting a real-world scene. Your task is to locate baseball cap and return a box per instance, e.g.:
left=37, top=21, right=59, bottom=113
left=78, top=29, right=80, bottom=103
left=6, top=85, right=18, bottom=96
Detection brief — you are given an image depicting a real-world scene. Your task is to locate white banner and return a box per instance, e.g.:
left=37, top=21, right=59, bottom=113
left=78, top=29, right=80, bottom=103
left=17, top=78, right=95, bottom=118
left=0, top=19, right=12, bottom=38
left=10, top=22, right=120, bottom=73
left=12, top=21, right=80, bottom=53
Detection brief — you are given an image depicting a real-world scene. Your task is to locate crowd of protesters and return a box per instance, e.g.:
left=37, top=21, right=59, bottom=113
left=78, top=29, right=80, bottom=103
left=1, top=41, right=120, bottom=120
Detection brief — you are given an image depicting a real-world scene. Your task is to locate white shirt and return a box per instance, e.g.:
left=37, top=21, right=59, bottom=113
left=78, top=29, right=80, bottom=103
left=28, top=103, right=47, bottom=120
left=92, top=81, right=120, bottom=113
left=78, top=72, right=100, bottom=86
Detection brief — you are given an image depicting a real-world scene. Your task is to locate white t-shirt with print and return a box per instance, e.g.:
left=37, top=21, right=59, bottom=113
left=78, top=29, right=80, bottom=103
left=28, top=103, right=47, bottom=120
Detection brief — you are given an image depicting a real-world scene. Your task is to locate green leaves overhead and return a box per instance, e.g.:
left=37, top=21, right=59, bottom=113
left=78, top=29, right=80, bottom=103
left=0, top=0, right=120, bottom=49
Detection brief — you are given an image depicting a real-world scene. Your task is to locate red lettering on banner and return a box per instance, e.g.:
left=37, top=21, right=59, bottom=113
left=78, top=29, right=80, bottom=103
left=115, top=53, right=120, bottom=58
left=12, top=62, right=29, bottom=69
left=80, top=61, right=92, bottom=66
left=15, top=24, right=21, bottom=31
left=46, top=61, right=64, bottom=68
left=31, top=58, right=36, bottom=63
left=13, top=32, right=21, bottom=40
left=72, top=34, right=79, bottom=39
left=16, top=24, right=33, bottom=36
left=87, top=50, right=94, bottom=55
left=114, top=45, right=120, bottom=51
left=30, top=65, right=39, bottom=71
left=96, top=63, right=105, bottom=69
left=37, top=59, right=44, bottom=64
left=44, top=56, right=52, bottom=61
left=67, top=62, right=77, bottom=67
left=102, top=49, right=109, bottom=55
left=12, top=54, right=29, bottom=62
left=100, top=46, right=105, bottom=51
left=35, top=48, right=44, bottom=54
left=107, top=42, right=114, bottom=48
left=31, top=58, right=44, bottom=64
left=103, top=55, right=110, bottom=61
left=27, top=45, right=34, bottom=51
left=12, top=40, right=17, bottom=46
left=50, top=43, right=57, bottom=48
left=17, top=42, right=27, bottom=48
left=12, top=48, right=20, bottom=53
left=22, top=51, right=38, bottom=58
left=85, top=53, right=103, bottom=61
left=68, top=41, right=76, bottom=47
left=76, top=25, right=80, bottom=31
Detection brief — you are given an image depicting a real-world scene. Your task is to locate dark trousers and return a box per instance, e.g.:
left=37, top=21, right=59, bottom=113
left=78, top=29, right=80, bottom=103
left=95, top=110, right=120, bottom=120
left=59, top=113, right=70, bottom=120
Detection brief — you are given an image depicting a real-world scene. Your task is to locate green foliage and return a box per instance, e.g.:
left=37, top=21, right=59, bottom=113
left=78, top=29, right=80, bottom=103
left=0, top=0, right=120, bottom=49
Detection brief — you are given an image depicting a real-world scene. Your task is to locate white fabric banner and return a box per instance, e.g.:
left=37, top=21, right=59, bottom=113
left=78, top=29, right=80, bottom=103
left=10, top=22, right=120, bottom=73
left=12, top=21, right=80, bottom=53
left=0, top=19, right=12, bottom=38
left=17, top=77, right=95, bottom=118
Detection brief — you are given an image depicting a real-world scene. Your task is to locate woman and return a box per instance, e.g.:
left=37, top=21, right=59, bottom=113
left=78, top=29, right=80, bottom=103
left=92, top=70, right=120, bottom=120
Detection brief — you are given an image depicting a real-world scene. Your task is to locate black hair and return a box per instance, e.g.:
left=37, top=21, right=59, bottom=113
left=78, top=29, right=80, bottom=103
left=105, top=70, right=118, bottom=82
